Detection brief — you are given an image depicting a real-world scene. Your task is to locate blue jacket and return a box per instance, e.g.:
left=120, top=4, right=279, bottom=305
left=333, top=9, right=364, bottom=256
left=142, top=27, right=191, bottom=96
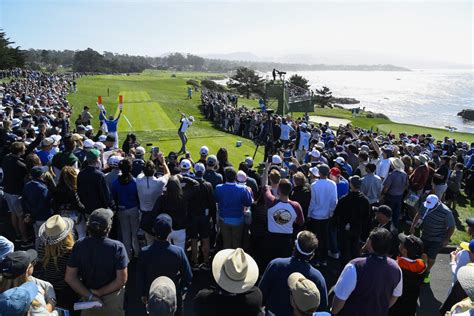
left=112, top=178, right=139, bottom=210
left=22, top=179, right=52, bottom=221
left=259, top=256, right=328, bottom=315
left=215, top=182, right=253, bottom=220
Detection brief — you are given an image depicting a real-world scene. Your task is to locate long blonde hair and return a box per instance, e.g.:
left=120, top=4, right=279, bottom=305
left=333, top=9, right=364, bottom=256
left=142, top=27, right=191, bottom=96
left=43, top=232, right=75, bottom=270
left=58, top=166, right=78, bottom=192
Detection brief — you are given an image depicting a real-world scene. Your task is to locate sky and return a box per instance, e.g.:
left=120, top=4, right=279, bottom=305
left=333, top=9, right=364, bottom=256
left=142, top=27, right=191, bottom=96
left=0, top=0, right=472, bottom=66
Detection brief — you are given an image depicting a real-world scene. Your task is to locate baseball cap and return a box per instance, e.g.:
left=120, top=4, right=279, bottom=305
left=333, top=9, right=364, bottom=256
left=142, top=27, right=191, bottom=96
left=335, top=157, right=345, bottom=165
left=272, top=155, right=282, bottom=164
left=86, top=148, right=100, bottom=160
left=40, top=137, right=54, bottom=147
left=374, top=205, right=392, bottom=218
left=71, top=133, right=83, bottom=141
left=237, top=170, right=247, bottom=183
left=83, top=139, right=95, bottom=149
left=50, top=134, right=61, bottom=145
left=0, top=250, right=38, bottom=279
left=85, top=125, right=94, bottom=131
left=317, top=164, right=330, bottom=177
left=0, top=236, right=14, bottom=261
left=287, top=273, right=320, bottom=314
left=180, top=159, right=192, bottom=170
left=93, top=142, right=106, bottom=150
left=466, top=218, right=474, bottom=228
left=309, top=167, right=319, bottom=177
left=0, top=282, right=39, bottom=316
left=98, top=135, right=107, bottom=142
left=148, top=276, right=177, bottom=316
left=200, top=146, right=209, bottom=156
left=300, top=123, right=307, bottom=129
left=207, top=155, right=217, bottom=167
left=245, top=157, right=254, bottom=167
left=87, top=208, right=113, bottom=231
left=398, top=233, right=424, bottom=259
left=135, top=146, right=145, bottom=156
left=460, top=239, right=474, bottom=253
left=30, top=166, right=46, bottom=178
left=153, top=214, right=173, bottom=239
left=349, top=175, right=362, bottom=189
left=329, top=167, right=341, bottom=177
left=423, top=194, right=439, bottom=210
left=108, top=155, right=124, bottom=168
left=194, top=163, right=205, bottom=177
left=188, top=116, right=194, bottom=122
left=310, top=149, right=320, bottom=158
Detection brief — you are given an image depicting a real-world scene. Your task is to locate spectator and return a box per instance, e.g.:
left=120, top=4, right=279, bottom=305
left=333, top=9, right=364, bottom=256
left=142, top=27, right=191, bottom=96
left=290, top=172, right=311, bottom=220
left=104, top=155, right=123, bottom=193
left=111, top=159, right=140, bottom=258
left=51, top=135, right=78, bottom=182
left=0, top=236, right=14, bottom=262
left=259, top=230, right=328, bottom=315
left=137, top=214, right=192, bottom=316
left=0, top=282, right=39, bottom=316
left=194, top=248, right=262, bottom=316
left=445, top=162, right=464, bottom=210
left=432, top=155, right=450, bottom=200
left=410, top=194, right=455, bottom=283
left=288, top=273, right=330, bottom=316
left=448, top=264, right=474, bottom=316
left=203, top=155, right=223, bottom=189
left=331, top=228, right=402, bottom=316
left=373, top=205, right=398, bottom=257
left=65, top=208, right=129, bottom=316
left=382, top=157, right=408, bottom=229
left=215, top=167, right=253, bottom=249
left=147, top=276, right=177, bottom=316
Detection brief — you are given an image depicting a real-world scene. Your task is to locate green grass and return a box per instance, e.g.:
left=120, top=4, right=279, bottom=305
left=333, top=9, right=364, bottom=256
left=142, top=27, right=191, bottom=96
left=67, top=71, right=264, bottom=166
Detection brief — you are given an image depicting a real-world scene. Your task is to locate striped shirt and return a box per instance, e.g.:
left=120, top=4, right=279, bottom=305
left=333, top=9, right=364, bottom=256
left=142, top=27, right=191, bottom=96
left=37, top=244, right=72, bottom=290
left=419, top=203, right=455, bottom=242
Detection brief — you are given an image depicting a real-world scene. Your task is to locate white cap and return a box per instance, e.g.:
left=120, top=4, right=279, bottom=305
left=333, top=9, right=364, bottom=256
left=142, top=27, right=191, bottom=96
left=272, top=155, right=282, bottom=165
left=93, top=142, right=106, bottom=150
left=85, top=125, right=94, bottom=131
left=311, top=149, right=320, bottom=158
left=300, top=123, right=307, bottom=129
left=309, top=167, right=319, bottom=177
left=50, top=134, right=62, bottom=145
left=189, top=116, right=194, bottom=122
left=135, top=146, right=145, bottom=156
left=194, top=162, right=206, bottom=176
left=200, top=146, right=209, bottom=155
left=41, top=137, right=54, bottom=147
left=83, top=139, right=95, bottom=148
left=180, top=159, right=192, bottom=170
left=335, top=157, right=345, bottom=165
left=316, top=142, right=325, bottom=148
left=237, top=170, right=248, bottom=183
left=98, top=135, right=107, bottom=142
left=245, top=157, right=253, bottom=167
left=108, top=155, right=124, bottom=168
left=423, top=194, right=439, bottom=210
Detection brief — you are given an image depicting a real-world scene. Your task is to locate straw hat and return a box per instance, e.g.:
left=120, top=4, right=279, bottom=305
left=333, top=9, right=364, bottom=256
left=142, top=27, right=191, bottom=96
left=212, top=248, right=259, bottom=294
left=39, top=215, right=74, bottom=245
left=389, top=157, right=405, bottom=171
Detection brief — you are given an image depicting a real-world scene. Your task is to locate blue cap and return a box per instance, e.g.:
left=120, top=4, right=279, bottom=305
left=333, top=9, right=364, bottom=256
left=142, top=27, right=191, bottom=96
left=0, top=236, right=14, bottom=262
left=153, top=214, right=172, bottom=239
left=0, top=282, right=38, bottom=316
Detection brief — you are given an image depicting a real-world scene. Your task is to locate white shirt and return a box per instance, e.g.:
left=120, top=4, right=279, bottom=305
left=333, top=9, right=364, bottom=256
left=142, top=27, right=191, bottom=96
left=308, top=178, right=338, bottom=220
left=298, top=130, right=311, bottom=151
left=450, top=249, right=471, bottom=286
left=179, top=117, right=192, bottom=133
left=280, top=123, right=294, bottom=141
left=376, top=158, right=391, bottom=180
left=136, top=174, right=168, bottom=212
left=334, top=261, right=403, bottom=300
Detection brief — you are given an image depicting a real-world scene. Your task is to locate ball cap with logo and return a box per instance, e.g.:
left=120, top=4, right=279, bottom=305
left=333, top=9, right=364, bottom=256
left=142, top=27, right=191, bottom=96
left=287, top=272, right=321, bottom=314
left=180, top=159, right=192, bottom=171
left=423, top=194, right=439, bottom=210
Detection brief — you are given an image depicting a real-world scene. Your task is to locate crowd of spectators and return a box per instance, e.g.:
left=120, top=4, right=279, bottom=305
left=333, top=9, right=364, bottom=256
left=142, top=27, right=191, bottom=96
left=0, top=70, right=473, bottom=316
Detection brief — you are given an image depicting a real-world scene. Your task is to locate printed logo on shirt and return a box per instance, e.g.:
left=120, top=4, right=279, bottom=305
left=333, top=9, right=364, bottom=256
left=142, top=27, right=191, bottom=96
left=273, top=209, right=292, bottom=225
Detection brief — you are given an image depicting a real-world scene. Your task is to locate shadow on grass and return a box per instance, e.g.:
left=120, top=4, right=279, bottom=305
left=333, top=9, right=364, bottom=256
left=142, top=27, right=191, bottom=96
left=452, top=208, right=466, bottom=232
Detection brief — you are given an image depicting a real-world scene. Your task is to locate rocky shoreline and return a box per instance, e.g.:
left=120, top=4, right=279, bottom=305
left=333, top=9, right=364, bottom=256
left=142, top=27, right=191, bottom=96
left=458, top=109, right=474, bottom=121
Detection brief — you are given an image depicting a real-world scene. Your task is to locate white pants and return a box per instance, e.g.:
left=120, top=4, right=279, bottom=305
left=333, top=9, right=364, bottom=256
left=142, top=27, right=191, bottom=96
left=109, top=132, right=119, bottom=149
left=169, top=229, right=186, bottom=250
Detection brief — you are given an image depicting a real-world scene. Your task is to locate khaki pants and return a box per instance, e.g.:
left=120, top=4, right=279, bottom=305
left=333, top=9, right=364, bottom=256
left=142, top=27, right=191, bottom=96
left=220, top=221, right=243, bottom=249
left=81, top=288, right=125, bottom=316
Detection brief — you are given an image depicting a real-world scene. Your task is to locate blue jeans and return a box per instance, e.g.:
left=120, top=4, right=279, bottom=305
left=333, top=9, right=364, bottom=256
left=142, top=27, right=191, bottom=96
left=384, top=194, right=403, bottom=229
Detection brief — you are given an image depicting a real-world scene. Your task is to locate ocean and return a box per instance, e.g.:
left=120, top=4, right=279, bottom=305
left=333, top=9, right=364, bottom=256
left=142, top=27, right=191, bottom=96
left=217, top=69, right=474, bottom=133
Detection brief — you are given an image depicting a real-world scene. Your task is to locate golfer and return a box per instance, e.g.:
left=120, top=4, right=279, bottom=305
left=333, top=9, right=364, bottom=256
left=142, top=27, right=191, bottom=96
left=178, top=113, right=194, bottom=154
left=102, top=107, right=122, bottom=149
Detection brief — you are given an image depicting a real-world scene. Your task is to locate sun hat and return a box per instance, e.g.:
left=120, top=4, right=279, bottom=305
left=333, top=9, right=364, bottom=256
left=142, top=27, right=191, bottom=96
left=309, top=167, right=319, bottom=177
left=288, top=272, right=321, bottom=314
left=108, top=155, right=124, bottom=168
left=272, top=155, right=282, bottom=165
left=207, top=155, right=217, bottom=167
left=237, top=170, right=247, bottom=183
left=0, top=281, right=39, bottom=316
left=87, top=208, right=113, bottom=231
left=310, top=149, right=320, bottom=158
left=148, top=276, right=176, bottom=316
left=83, top=139, right=95, bottom=149
left=329, top=167, right=341, bottom=177
left=457, top=264, right=474, bottom=300
left=0, top=236, right=14, bottom=262
left=212, top=248, right=259, bottom=294
left=423, top=194, right=439, bottom=210
left=335, top=157, right=345, bottom=165
left=0, top=250, right=38, bottom=279
left=153, top=214, right=173, bottom=239
left=389, top=157, right=405, bottom=171
left=460, top=239, right=474, bottom=253
left=194, top=163, right=205, bottom=177
left=200, top=146, right=209, bottom=156
left=180, top=159, right=192, bottom=170
left=135, top=146, right=145, bottom=156
left=39, top=215, right=74, bottom=245
left=244, top=157, right=253, bottom=167
left=374, top=205, right=392, bottom=218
